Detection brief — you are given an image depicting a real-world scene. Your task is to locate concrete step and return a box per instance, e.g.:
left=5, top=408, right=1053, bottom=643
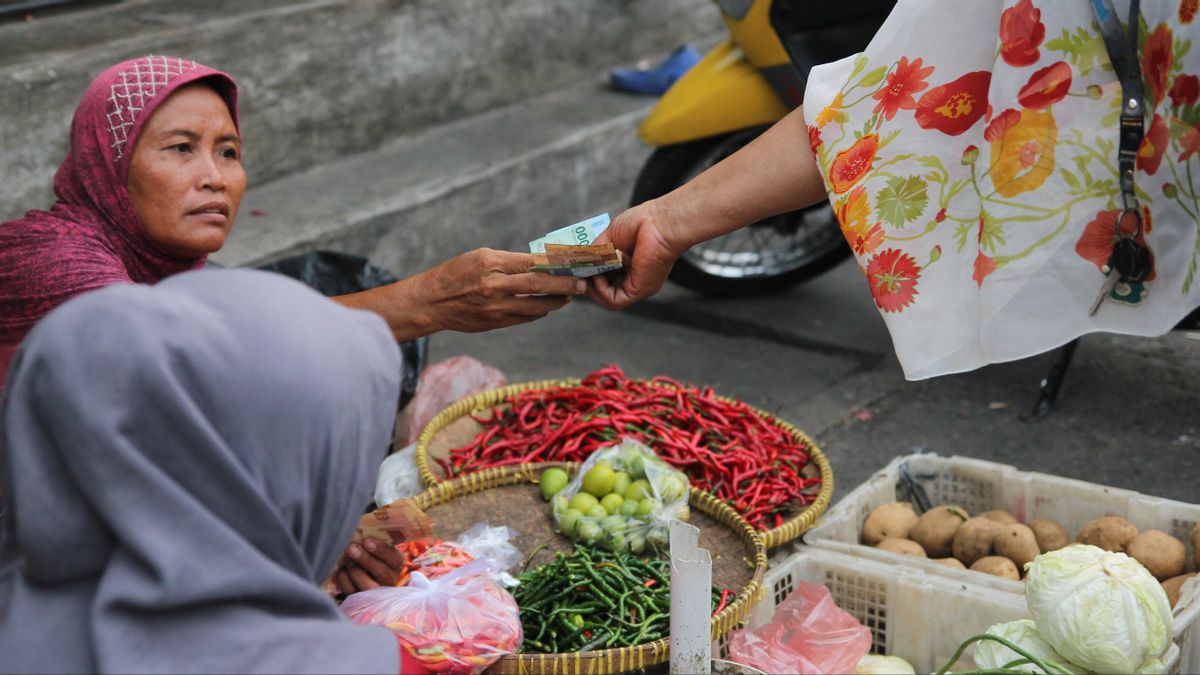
left=210, top=70, right=669, bottom=274
left=1, top=0, right=719, bottom=218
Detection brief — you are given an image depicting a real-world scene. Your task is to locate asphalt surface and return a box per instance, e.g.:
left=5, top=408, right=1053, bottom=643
left=430, top=255, right=1200, bottom=506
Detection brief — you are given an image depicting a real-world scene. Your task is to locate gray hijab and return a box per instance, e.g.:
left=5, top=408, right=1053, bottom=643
left=0, top=269, right=401, bottom=674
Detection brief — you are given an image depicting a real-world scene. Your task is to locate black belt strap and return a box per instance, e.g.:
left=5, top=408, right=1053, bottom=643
left=1091, top=0, right=1149, bottom=281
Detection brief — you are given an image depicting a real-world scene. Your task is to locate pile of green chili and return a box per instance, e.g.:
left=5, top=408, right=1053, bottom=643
left=514, top=545, right=724, bottom=653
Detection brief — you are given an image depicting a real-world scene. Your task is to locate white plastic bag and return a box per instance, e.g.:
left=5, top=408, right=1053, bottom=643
left=373, top=443, right=423, bottom=506
left=453, top=522, right=521, bottom=588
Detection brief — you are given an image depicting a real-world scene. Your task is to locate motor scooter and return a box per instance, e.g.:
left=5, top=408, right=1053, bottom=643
left=632, top=0, right=894, bottom=297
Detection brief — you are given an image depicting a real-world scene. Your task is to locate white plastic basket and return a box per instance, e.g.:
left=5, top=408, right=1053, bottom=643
left=802, top=453, right=1200, bottom=673
left=741, top=546, right=1181, bottom=674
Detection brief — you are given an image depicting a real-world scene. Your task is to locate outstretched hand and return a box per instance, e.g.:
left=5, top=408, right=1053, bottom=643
left=587, top=200, right=686, bottom=310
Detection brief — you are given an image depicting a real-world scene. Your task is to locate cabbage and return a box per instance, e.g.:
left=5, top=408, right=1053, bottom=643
left=1025, top=544, right=1173, bottom=674
left=973, top=620, right=1081, bottom=673
left=851, top=654, right=916, bottom=674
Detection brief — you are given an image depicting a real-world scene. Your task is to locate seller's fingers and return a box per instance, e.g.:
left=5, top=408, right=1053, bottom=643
left=501, top=271, right=586, bottom=297
left=362, top=537, right=406, bottom=570
left=347, top=541, right=397, bottom=586
left=334, top=569, right=357, bottom=596
left=346, top=562, right=382, bottom=591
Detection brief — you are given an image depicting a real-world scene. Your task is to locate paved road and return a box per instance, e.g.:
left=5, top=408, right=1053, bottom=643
left=431, top=256, right=1200, bottom=505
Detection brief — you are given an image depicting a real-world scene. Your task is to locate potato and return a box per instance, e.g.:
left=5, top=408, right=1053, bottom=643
left=993, top=523, right=1040, bottom=570
left=970, top=555, right=1020, bottom=580
left=910, top=505, right=969, bottom=558
left=979, top=510, right=1018, bottom=525
left=1127, top=529, right=1187, bottom=581
left=1076, top=515, right=1138, bottom=553
left=861, top=502, right=920, bottom=545
left=877, top=537, right=927, bottom=557
left=1192, top=523, right=1200, bottom=570
left=952, top=517, right=1001, bottom=566
left=1029, top=517, right=1070, bottom=553
left=1163, top=572, right=1197, bottom=609
left=933, top=557, right=967, bottom=569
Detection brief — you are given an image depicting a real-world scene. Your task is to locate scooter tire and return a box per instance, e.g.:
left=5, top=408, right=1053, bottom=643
left=631, top=131, right=851, bottom=298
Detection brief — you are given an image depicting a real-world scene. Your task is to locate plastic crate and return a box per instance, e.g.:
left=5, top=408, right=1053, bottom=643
left=740, top=546, right=1181, bottom=674
left=802, top=453, right=1200, bottom=673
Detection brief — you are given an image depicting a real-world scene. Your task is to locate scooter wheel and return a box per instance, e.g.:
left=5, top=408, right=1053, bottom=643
left=631, top=128, right=850, bottom=298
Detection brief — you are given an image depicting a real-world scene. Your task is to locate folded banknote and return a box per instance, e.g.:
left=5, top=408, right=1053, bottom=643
left=528, top=213, right=623, bottom=278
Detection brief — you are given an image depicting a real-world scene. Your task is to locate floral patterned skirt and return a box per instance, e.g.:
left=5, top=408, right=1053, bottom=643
left=803, top=0, right=1200, bottom=379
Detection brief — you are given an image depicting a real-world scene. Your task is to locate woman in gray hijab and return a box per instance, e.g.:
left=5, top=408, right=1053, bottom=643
left=0, top=268, right=403, bottom=673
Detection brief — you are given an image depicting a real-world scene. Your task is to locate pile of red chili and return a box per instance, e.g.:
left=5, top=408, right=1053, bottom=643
left=439, top=365, right=821, bottom=530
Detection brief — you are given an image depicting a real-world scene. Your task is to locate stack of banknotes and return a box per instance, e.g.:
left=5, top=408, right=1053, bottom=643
left=528, top=213, right=623, bottom=278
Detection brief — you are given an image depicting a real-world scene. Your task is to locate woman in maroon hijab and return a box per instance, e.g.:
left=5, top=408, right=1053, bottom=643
left=0, top=55, right=583, bottom=385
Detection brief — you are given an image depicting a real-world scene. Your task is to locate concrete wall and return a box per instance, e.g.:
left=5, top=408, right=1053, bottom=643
left=0, top=0, right=719, bottom=220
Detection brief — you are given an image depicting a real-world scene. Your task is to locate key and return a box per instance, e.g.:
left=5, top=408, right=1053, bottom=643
left=1090, top=269, right=1119, bottom=316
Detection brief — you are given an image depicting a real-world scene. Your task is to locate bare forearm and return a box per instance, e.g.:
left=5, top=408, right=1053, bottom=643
left=658, top=106, right=827, bottom=250
left=331, top=276, right=434, bottom=342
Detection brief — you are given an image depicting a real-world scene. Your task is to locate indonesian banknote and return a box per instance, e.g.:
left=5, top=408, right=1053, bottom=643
left=528, top=213, right=623, bottom=278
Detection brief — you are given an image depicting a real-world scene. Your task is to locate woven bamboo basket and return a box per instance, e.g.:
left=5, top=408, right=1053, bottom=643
left=411, top=463, right=769, bottom=675
left=414, top=379, right=834, bottom=549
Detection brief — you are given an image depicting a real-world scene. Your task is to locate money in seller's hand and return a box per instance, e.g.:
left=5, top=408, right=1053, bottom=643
left=528, top=213, right=623, bottom=278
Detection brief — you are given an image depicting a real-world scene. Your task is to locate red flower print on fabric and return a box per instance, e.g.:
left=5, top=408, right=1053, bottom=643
left=866, top=248, right=921, bottom=313
left=1169, top=74, right=1200, bottom=107
left=1181, top=125, right=1200, bottom=162
left=1181, top=0, right=1197, bottom=24
left=1017, top=61, right=1073, bottom=109
left=1137, top=114, right=1169, bottom=175
left=1075, top=208, right=1155, bottom=280
left=873, top=56, right=935, bottom=122
left=1141, top=23, right=1174, bottom=108
left=984, top=108, right=1021, bottom=142
left=973, top=252, right=998, bottom=287
left=829, top=134, right=879, bottom=194
left=999, top=0, right=1045, bottom=67
left=915, top=71, right=991, bottom=136
left=808, top=125, right=823, bottom=155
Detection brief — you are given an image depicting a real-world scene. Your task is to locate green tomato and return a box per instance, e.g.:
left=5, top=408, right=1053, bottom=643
left=568, top=492, right=599, bottom=513
left=556, top=507, right=583, bottom=536
left=654, top=474, right=686, bottom=503
left=637, top=497, right=658, bottom=517
left=581, top=464, right=617, bottom=497
left=601, top=515, right=627, bottom=533
left=625, top=452, right=646, bottom=479
left=586, top=504, right=609, bottom=520
left=625, top=479, right=653, bottom=502
left=646, top=526, right=669, bottom=549
left=551, top=495, right=569, bottom=514
left=571, top=613, right=585, bottom=628
left=576, top=520, right=602, bottom=543
left=539, top=467, right=570, bottom=500
left=604, top=532, right=628, bottom=552
left=628, top=534, right=647, bottom=554
left=600, top=493, right=624, bottom=514
left=672, top=503, right=691, bottom=522
left=611, top=471, right=632, bottom=498
left=618, top=500, right=640, bottom=518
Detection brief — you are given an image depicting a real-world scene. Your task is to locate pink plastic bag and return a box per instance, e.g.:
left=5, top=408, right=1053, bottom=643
left=726, top=581, right=871, bottom=674
left=404, top=356, right=507, bottom=445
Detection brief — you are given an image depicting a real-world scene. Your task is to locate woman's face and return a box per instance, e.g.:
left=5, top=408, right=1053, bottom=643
left=126, top=84, right=245, bottom=259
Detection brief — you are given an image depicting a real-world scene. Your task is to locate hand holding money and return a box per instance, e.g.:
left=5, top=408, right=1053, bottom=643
left=528, top=213, right=624, bottom=278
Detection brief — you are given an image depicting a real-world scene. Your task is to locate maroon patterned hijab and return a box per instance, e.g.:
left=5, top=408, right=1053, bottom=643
left=0, top=56, right=238, bottom=352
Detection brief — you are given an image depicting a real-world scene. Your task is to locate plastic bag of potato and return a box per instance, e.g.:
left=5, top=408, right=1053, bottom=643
left=540, top=438, right=690, bottom=553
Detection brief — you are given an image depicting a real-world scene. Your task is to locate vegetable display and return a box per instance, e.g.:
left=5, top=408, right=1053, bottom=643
left=513, top=544, right=724, bottom=653
left=439, top=365, right=820, bottom=530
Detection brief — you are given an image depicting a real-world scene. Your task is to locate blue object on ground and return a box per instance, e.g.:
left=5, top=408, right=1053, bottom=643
left=609, top=45, right=701, bottom=95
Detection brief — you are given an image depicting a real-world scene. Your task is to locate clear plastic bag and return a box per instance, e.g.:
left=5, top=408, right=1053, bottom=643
left=549, top=438, right=690, bottom=552
left=404, top=356, right=507, bottom=445
left=454, top=522, right=520, bottom=587
left=726, top=581, right=871, bottom=675
left=341, top=559, right=523, bottom=674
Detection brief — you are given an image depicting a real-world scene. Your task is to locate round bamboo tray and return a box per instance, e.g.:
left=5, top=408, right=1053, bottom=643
left=415, top=379, right=833, bottom=549
left=412, top=463, right=768, bottom=675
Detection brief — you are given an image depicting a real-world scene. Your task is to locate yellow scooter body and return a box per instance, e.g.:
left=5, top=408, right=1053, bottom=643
left=637, top=39, right=788, bottom=146
left=637, top=1, right=792, bottom=146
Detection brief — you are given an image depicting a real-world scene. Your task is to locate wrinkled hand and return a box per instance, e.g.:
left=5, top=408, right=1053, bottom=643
left=416, top=248, right=586, bottom=332
left=588, top=200, right=685, bottom=310
left=329, top=536, right=407, bottom=596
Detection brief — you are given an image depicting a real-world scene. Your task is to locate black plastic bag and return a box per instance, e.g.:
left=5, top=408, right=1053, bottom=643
left=256, top=251, right=427, bottom=410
